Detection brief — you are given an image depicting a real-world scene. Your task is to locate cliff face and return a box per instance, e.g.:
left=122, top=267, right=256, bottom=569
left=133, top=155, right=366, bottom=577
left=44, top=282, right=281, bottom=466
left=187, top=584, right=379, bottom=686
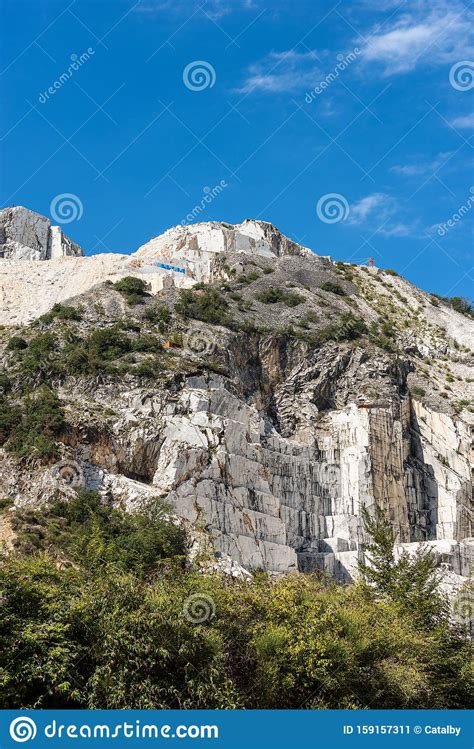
left=0, top=211, right=472, bottom=593
left=0, top=207, right=83, bottom=261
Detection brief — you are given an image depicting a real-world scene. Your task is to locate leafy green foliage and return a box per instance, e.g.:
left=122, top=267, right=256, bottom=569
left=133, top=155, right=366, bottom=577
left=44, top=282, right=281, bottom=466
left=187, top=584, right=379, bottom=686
left=256, top=287, right=304, bottom=307
left=114, top=277, right=150, bottom=306
left=411, top=386, right=426, bottom=398
left=39, top=304, right=83, bottom=323
left=358, top=506, right=447, bottom=627
left=384, top=269, right=399, bottom=277
left=176, top=288, right=229, bottom=325
left=12, top=491, right=186, bottom=575
left=6, top=336, right=28, bottom=351
left=320, top=280, right=346, bottom=296
left=318, top=313, right=367, bottom=342
left=1, top=387, right=65, bottom=462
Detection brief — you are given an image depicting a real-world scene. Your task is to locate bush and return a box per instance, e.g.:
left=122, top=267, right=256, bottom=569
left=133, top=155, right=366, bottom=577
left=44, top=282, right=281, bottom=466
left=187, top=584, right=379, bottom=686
left=319, top=313, right=367, bottom=343
left=39, top=304, right=82, bottom=323
left=256, top=288, right=304, bottom=307
left=384, top=269, right=399, bottom=277
left=2, top=387, right=65, bottom=462
left=411, top=386, right=426, bottom=399
left=320, top=281, right=346, bottom=296
left=114, top=277, right=150, bottom=306
left=176, top=288, right=229, bottom=325
left=6, top=336, right=28, bottom=351
left=12, top=491, right=186, bottom=575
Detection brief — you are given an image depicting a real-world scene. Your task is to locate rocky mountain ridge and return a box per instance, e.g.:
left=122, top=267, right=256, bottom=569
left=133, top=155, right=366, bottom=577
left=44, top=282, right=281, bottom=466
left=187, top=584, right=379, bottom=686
left=0, top=206, right=472, bottom=596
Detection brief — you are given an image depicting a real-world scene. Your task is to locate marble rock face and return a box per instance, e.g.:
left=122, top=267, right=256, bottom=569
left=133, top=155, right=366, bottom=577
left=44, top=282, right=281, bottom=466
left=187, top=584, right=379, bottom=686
left=0, top=209, right=472, bottom=596
left=0, top=206, right=83, bottom=261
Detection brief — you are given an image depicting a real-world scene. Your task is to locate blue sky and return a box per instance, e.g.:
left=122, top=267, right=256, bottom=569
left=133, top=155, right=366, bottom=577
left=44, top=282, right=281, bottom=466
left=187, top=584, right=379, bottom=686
left=1, top=0, right=473, bottom=298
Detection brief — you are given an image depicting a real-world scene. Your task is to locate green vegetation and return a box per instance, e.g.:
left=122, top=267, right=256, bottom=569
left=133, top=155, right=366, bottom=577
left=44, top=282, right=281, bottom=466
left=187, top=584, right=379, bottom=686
left=447, top=297, right=473, bottom=317
left=411, top=386, right=426, bottom=399
left=0, top=494, right=470, bottom=709
left=0, top=387, right=65, bottom=462
left=114, top=277, right=150, bottom=306
left=6, top=336, right=28, bottom=351
left=39, top=303, right=83, bottom=323
left=319, top=313, right=367, bottom=342
left=176, top=288, right=229, bottom=325
left=384, top=269, right=399, bottom=277
left=320, top=280, right=346, bottom=296
left=256, top=287, right=304, bottom=307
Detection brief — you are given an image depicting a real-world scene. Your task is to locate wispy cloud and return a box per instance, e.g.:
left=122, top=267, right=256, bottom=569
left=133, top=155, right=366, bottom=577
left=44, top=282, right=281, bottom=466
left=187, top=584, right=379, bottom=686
left=348, top=193, right=391, bottom=223
left=391, top=152, right=453, bottom=177
left=348, top=193, right=415, bottom=237
left=358, top=0, right=474, bottom=76
left=135, top=0, right=257, bottom=20
left=449, top=113, right=474, bottom=129
left=236, top=50, right=321, bottom=94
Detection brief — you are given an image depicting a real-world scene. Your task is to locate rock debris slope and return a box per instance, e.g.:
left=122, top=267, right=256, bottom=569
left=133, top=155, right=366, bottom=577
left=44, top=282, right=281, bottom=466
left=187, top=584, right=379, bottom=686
left=0, top=206, right=472, bottom=592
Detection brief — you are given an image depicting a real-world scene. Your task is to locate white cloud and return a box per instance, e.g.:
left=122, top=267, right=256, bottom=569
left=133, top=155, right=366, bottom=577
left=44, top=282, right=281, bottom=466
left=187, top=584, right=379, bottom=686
left=236, top=50, right=321, bottom=94
left=348, top=193, right=392, bottom=223
left=347, top=193, right=417, bottom=237
left=135, top=0, right=257, bottom=19
left=391, top=152, right=453, bottom=176
left=450, top=113, right=474, bottom=129
left=358, top=1, right=474, bottom=76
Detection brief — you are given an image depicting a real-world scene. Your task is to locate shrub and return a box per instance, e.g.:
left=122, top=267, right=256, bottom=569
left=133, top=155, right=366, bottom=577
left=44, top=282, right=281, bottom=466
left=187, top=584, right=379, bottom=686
left=176, top=288, right=229, bottom=325
left=319, top=313, right=367, bottom=343
left=3, top=387, right=65, bottom=462
left=144, top=304, right=170, bottom=325
left=256, top=288, right=304, bottom=307
left=6, top=337, right=28, bottom=351
left=39, top=304, right=82, bottom=323
left=114, top=277, right=150, bottom=306
left=384, top=269, right=399, bottom=277
left=320, top=281, right=346, bottom=296
left=411, top=386, right=426, bottom=398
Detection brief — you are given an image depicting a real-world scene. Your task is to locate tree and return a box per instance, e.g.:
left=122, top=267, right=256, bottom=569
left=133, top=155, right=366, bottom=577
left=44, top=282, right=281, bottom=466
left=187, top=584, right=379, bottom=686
left=358, top=505, right=448, bottom=628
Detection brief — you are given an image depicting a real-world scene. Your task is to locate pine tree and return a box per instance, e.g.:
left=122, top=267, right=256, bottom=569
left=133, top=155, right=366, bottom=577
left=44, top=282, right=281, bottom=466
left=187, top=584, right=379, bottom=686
left=358, top=505, right=448, bottom=628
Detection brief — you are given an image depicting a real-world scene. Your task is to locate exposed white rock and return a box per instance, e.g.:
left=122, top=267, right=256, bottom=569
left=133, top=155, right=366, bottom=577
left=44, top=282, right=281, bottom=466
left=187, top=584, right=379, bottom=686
left=0, top=206, right=83, bottom=261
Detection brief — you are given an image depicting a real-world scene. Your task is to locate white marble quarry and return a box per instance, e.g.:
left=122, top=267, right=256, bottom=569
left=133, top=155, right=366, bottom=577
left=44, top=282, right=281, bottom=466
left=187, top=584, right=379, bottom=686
left=0, top=206, right=83, bottom=260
